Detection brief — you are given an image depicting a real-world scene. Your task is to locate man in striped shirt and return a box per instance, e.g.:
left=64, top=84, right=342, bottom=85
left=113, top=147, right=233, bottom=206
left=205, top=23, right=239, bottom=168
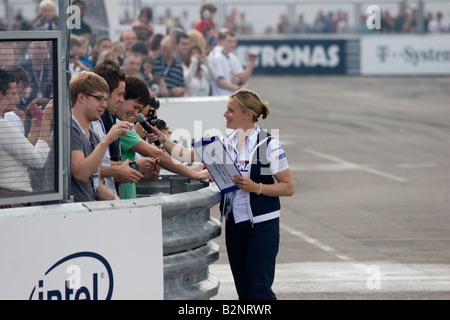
left=152, top=35, right=186, bottom=97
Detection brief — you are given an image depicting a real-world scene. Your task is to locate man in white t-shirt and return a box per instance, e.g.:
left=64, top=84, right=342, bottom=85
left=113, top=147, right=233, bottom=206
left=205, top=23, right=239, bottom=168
left=427, top=12, right=446, bottom=33
left=210, top=31, right=258, bottom=96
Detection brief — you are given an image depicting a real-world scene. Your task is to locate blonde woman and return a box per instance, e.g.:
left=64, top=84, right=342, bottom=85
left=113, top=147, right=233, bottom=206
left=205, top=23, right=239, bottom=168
left=146, top=89, right=294, bottom=299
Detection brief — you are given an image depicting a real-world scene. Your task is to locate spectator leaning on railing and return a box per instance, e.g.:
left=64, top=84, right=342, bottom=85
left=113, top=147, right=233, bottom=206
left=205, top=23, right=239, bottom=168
left=70, top=71, right=132, bottom=203
left=91, top=61, right=159, bottom=197
left=115, top=76, right=210, bottom=199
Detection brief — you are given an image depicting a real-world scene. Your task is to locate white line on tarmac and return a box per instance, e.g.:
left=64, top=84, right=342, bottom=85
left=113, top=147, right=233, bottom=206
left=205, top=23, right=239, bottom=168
left=280, top=223, right=367, bottom=271
left=304, top=148, right=407, bottom=182
left=211, top=261, right=450, bottom=299
left=289, top=163, right=436, bottom=172
left=211, top=223, right=450, bottom=299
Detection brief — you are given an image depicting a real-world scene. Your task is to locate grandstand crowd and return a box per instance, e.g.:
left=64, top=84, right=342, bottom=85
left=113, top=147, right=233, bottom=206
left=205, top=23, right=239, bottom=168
left=3, top=1, right=449, bottom=98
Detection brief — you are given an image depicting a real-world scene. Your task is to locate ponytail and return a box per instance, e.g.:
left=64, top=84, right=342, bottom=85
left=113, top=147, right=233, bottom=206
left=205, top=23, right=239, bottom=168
left=230, top=88, right=270, bottom=123
left=260, top=100, right=270, bottom=120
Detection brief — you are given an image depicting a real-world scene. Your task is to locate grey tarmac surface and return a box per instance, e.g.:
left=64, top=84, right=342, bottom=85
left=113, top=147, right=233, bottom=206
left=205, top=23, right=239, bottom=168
left=209, top=75, right=450, bottom=300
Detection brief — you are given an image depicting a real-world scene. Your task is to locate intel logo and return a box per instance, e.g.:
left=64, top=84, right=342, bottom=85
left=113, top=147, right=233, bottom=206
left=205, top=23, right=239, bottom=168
left=29, top=252, right=114, bottom=300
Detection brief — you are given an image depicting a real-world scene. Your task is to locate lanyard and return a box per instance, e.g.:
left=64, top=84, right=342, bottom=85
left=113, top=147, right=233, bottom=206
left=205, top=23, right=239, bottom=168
left=72, top=115, right=96, bottom=151
left=72, top=116, right=99, bottom=194
left=226, top=128, right=259, bottom=163
left=98, top=118, right=107, bottom=135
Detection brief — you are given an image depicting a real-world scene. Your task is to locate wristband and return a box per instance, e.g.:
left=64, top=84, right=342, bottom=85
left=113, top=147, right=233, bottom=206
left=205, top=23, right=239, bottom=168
left=161, top=134, right=167, bottom=145
left=257, top=183, right=263, bottom=195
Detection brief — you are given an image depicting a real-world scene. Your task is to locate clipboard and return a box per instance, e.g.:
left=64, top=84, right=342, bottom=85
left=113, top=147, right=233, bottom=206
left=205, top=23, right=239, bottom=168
left=192, top=136, right=241, bottom=194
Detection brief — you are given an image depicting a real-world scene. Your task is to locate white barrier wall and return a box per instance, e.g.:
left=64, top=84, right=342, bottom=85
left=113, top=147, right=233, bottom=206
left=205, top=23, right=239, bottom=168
left=361, top=35, right=450, bottom=75
left=0, top=206, right=163, bottom=300
left=157, top=96, right=231, bottom=148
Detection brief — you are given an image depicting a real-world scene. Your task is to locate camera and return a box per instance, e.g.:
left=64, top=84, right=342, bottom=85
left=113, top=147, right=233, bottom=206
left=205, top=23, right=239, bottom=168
left=129, top=161, right=140, bottom=172
left=145, top=107, right=166, bottom=131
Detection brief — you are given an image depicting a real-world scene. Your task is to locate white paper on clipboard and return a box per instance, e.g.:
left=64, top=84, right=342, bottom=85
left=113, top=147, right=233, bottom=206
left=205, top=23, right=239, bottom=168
left=192, top=136, right=240, bottom=194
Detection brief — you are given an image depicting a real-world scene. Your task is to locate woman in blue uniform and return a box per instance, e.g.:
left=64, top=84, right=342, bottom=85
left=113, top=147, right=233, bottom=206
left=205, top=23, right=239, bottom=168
left=145, top=88, right=294, bottom=300
left=220, top=89, right=294, bottom=300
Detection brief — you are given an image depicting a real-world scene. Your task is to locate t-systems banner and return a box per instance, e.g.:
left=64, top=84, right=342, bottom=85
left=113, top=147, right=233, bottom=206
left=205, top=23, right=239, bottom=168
left=0, top=206, right=163, bottom=300
left=236, top=38, right=347, bottom=75
left=361, top=35, right=450, bottom=75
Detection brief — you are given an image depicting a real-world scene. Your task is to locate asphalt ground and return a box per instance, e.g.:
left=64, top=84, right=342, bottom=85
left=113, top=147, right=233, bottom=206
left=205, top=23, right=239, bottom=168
left=209, top=75, right=450, bottom=300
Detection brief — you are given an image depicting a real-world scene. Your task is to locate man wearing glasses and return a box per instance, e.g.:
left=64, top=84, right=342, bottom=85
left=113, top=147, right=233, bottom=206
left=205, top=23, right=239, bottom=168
left=70, top=71, right=132, bottom=202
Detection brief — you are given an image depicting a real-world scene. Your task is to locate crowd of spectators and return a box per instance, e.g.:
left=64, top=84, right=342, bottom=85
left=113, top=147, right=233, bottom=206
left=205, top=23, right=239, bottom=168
left=1, top=40, right=56, bottom=208
left=3, top=0, right=450, bottom=35
left=116, top=3, right=450, bottom=36
left=1, top=0, right=450, bottom=207
left=1, top=1, right=262, bottom=98
left=1, top=2, right=248, bottom=207
left=276, top=7, right=450, bottom=35
left=60, top=2, right=259, bottom=100
left=2, top=1, right=450, bottom=36
left=53, top=1, right=448, bottom=100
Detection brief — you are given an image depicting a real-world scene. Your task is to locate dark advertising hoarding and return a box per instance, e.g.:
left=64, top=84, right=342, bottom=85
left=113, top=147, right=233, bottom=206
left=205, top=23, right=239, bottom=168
left=235, top=38, right=347, bottom=75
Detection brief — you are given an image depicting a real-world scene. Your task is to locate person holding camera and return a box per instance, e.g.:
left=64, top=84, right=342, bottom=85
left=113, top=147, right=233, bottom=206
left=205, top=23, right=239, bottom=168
left=70, top=71, right=132, bottom=203
left=183, top=45, right=217, bottom=97
left=194, top=3, right=217, bottom=34
left=91, top=61, right=160, bottom=197
left=133, top=99, right=171, bottom=142
left=0, top=69, right=53, bottom=208
left=116, top=76, right=210, bottom=199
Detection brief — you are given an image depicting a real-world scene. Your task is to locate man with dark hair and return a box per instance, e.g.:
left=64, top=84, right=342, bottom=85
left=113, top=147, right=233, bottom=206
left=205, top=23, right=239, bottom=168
left=116, top=76, right=210, bottom=199
left=172, top=30, right=191, bottom=62
left=91, top=61, right=157, bottom=196
left=2, top=65, right=30, bottom=135
left=1, top=69, right=53, bottom=206
left=92, top=61, right=125, bottom=162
